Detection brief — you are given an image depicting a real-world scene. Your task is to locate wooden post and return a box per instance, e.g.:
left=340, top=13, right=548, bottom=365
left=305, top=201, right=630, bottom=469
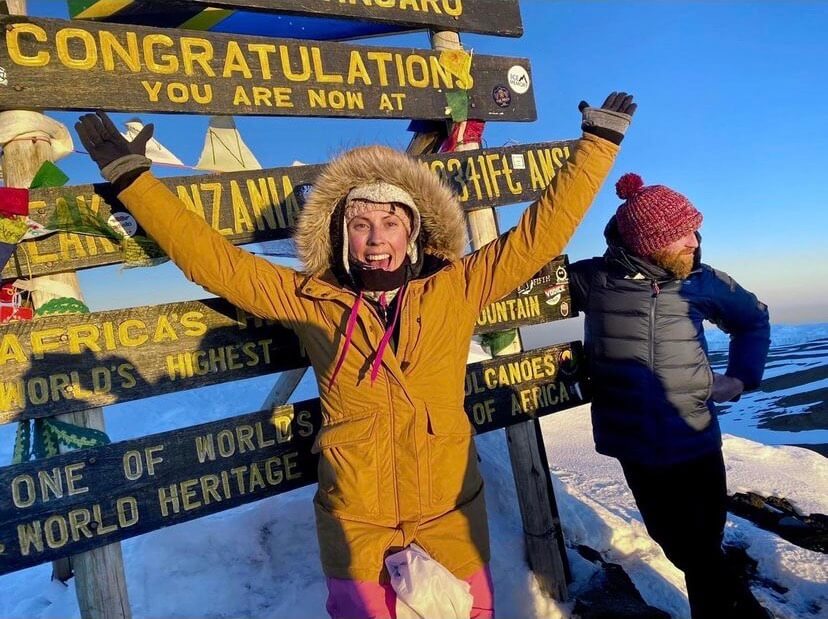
left=262, top=369, right=307, bottom=411
left=1, top=4, right=132, bottom=617
left=430, top=30, right=571, bottom=601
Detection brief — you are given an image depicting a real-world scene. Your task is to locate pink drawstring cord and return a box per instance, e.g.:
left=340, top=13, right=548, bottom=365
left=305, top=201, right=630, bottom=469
left=327, top=291, right=363, bottom=390
left=370, top=285, right=406, bottom=384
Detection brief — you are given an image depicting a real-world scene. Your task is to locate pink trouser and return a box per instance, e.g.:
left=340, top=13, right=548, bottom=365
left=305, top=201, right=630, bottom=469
left=325, top=565, right=494, bottom=619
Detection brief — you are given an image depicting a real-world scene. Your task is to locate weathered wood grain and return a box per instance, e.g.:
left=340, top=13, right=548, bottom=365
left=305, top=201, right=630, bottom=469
left=5, top=140, right=574, bottom=280
left=0, top=17, right=535, bottom=119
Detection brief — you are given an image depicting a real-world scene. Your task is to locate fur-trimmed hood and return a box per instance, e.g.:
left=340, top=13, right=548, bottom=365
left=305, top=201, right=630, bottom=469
left=295, top=145, right=467, bottom=276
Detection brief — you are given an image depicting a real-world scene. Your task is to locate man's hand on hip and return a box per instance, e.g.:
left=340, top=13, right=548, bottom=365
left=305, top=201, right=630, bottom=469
left=711, top=372, right=745, bottom=403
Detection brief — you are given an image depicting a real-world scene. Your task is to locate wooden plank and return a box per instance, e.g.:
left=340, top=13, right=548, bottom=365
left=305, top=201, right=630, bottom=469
left=69, top=0, right=524, bottom=38
left=0, top=298, right=305, bottom=425
left=5, top=140, right=574, bottom=281
left=475, top=256, right=574, bottom=334
left=0, top=16, right=535, bottom=120
left=0, top=255, right=577, bottom=424
left=0, top=341, right=588, bottom=576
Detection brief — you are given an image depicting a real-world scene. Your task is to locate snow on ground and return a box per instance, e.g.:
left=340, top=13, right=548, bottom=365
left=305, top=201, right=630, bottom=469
left=1, top=403, right=825, bottom=619
left=537, top=406, right=827, bottom=619
left=1, top=325, right=826, bottom=617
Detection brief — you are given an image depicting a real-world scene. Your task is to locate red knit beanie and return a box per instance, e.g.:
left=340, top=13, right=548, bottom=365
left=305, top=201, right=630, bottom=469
left=614, top=173, right=703, bottom=255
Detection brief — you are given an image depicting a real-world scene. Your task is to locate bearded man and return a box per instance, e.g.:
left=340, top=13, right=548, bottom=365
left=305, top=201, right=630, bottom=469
left=568, top=173, right=771, bottom=618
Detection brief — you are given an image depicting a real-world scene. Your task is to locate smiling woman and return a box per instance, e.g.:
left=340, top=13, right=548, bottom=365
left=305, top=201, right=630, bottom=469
left=343, top=182, right=420, bottom=278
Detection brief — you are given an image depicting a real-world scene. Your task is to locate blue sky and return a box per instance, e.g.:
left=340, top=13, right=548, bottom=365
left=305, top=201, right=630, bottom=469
left=20, top=1, right=828, bottom=323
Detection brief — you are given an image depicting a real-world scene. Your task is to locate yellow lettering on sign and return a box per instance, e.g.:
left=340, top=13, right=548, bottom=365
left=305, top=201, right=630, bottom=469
left=296, top=410, right=315, bottom=438
left=245, top=178, right=276, bottom=231
left=67, top=324, right=101, bottom=354
left=470, top=398, right=495, bottom=425
left=0, top=380, right=24, bottom=411
left=30, top=327, right=64, bottom=359
left=141, top=80, right=163, bottom=102
left=223, top=40, right=253, bottom=78
left=7, top=23, right=50, bottom=67
left=482, top=353, right=557, bottom=389
left=527, top=150, right=547, bottom=191
left=515, top=381, right=570, bottom=414
left=502, top=154, right=522, bottom=195
left=177, top=184, right=206, bottom=218
left=229, top=181, right=255, bottom=233
left=248, top=43, right=276, bottom=79
left=143, top=34, right=178, bottom=74
left=16, top=498, right=140, bottom=556
left=347, top=50, right=371, bottom=86
left=118, top=363, right=137, bottom=389
left=279, top=45, right=311, bottom=82
left=118, top=319, right=148, bottom=347
left=308, top=88, right=365, bottom=111
left=55, top=28, right=98, bottom=70
left=366, top=51, right=392, bottom=86
left=180, top=311, right=208, bottom=337
left=0, top=334, right=26, bottom=365
left=100, top=30, right=141, bottom=72
left=180, top=36, right=215, bottom=77
left=152, top=315, right=178, bottom=343
left=310, top=46, right=343, bottom=84
left=158, top=454, right=300, bottom=516
left=233, top=84, right=251, bottom=105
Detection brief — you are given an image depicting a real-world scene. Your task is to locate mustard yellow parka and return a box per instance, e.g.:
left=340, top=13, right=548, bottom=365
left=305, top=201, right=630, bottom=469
left=118, top=133, right=619, bottom=581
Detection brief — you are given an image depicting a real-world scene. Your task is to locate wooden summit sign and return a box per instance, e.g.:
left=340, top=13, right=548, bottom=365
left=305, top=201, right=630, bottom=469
left=4, top=140, right=574, bottom=281
left=0, top=16, right=535, bottom=120
left=0, top=299, right=305, bottom=425
left=0, top=256, right=575, bottom=424
left=69, top=0, right=524, bottom=38
left=0, top=341, right=587, bottom=575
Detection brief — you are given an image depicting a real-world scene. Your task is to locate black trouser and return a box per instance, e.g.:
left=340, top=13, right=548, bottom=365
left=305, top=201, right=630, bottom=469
left=619, top=450, right=766, bottom=619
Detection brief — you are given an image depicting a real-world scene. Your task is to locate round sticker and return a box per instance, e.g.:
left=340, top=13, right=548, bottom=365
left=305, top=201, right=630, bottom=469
left=492, top=85, right=512, bottom=108
left=108, top=212, right=138, bottom=238
left=507, top=65, right=531, bottom=94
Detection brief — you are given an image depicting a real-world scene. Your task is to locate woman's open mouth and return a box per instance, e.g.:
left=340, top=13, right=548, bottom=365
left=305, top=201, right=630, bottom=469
left=363, top=253, right=392, bottom=270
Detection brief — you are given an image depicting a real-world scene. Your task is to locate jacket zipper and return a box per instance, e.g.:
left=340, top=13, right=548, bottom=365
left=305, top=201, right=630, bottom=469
left=648, top=279, right=660, bottom=370
left=649, top=279, right=662, bottom=460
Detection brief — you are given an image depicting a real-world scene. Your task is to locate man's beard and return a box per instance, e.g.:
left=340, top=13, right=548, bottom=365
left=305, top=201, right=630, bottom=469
left=650, top=248, right=695, bottom=279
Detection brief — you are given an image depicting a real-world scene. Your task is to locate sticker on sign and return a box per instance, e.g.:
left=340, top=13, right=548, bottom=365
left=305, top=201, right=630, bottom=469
left=507, top=65, right=531, bottom=94
left=108, top=212, right=137, bottom=237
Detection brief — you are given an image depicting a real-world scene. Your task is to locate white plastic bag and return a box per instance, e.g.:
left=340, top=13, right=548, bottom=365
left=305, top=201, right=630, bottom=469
left=385, top=544, right=473, bottom=619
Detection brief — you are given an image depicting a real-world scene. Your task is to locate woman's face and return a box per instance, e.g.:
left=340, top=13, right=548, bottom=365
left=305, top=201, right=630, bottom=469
left=347, top=210, right=409, bottom=271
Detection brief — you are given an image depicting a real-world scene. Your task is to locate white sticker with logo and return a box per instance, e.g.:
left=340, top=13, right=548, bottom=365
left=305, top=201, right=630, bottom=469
left=0, top=67, right=7, bottom=87
left=544, top=284, right=566, bottom=306
left=108, top=212, right=138, bottom=238
left=507, top=65, right=530, bottom=94
left=511, top=154, right=526, bottom=170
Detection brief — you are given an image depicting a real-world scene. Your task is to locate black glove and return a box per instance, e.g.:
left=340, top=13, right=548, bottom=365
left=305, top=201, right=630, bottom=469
left=579, top=92, right=637, bottom=145
left=75, top=111, right=153, bottom=190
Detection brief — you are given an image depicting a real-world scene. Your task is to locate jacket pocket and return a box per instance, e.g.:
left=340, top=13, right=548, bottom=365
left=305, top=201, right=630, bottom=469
left=314, top=412, right=380, bottom=518
left=705, top=365, right=715, bottom=403
left=425, top=404, right=480, bottom=508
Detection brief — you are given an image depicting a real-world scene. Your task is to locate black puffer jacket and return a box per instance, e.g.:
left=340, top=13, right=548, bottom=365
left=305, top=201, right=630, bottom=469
left=569, top=218, right=770, bottom=466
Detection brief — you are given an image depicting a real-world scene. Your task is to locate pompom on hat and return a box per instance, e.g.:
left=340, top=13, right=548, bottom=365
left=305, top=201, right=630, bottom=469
left=614, top=173, right=703, bottom=255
